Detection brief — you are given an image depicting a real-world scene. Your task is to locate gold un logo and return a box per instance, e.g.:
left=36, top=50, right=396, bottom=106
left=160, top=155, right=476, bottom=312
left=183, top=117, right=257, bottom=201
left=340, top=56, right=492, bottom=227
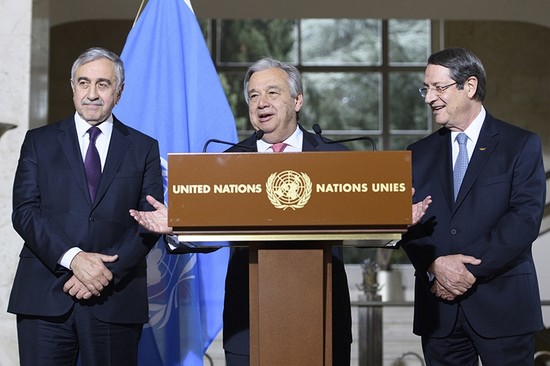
left=266, top=170, right=312, bottom=210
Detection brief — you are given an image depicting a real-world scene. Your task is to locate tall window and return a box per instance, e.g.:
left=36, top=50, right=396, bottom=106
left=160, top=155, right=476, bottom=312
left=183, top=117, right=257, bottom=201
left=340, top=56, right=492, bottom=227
left=201, top=19, right=433, bottom=263
left=202, top=19, right=432, bottom=151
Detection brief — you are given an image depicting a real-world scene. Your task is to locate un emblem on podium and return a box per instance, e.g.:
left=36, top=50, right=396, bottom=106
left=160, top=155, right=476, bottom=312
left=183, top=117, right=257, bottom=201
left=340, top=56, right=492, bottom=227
left=266, top=170, right=312, bottom=210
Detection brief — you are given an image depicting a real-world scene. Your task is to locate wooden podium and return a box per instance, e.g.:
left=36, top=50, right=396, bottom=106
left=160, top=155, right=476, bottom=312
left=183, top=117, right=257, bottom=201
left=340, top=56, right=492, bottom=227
left=168, top=151, right=411, bottom=365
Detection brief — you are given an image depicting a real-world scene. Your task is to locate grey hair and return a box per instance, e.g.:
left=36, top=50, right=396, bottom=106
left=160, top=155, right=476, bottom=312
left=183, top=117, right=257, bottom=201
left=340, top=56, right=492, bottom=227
left=427, top=48, right=487, bottom=102
left=243, top=57, right=303, bottom=103
left=71, top=47, right=125, bottom=93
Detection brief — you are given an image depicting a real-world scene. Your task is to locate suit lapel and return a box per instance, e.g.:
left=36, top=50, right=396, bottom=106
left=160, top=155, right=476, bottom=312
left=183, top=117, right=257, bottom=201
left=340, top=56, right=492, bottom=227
left=429, top=128, right=455, bottom=212
left=301, top=125, right=321, bottom=152
left=453, top=115, right=498, bottom=209
left=57, top=117, right=92, bottom=204
left=239, top=134, right=259, bottom=152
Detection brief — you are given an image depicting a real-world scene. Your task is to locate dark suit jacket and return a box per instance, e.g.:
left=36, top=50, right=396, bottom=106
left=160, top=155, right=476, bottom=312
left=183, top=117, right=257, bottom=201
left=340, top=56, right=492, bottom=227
left=222, top=124, right=353, bottom=356
left=400, top=112, right=545, bottom=338
left=8, top=115, right=163, bottom=324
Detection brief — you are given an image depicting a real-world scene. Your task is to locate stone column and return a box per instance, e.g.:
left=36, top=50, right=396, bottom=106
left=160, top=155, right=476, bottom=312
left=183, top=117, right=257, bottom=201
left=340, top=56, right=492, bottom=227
left=0, top=0, right=48, bottom=363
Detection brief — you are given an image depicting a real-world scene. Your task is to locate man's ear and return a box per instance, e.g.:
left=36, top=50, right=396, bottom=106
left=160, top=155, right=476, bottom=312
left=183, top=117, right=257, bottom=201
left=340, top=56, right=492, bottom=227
left=465, top=76, right=478, bottom=99
left=116, top=83, right=125, bottom=104
left=294, top=93, right=303, bottom=112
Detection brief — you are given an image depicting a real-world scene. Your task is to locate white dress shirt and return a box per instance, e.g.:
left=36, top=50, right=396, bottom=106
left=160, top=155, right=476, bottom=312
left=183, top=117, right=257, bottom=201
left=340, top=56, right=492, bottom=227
left=58, top=113, right=114, bottom=270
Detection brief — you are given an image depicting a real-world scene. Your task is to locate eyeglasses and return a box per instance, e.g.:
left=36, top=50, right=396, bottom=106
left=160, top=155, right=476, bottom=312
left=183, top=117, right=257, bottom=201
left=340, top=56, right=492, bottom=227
left=418, top=82, right=457, bottom=98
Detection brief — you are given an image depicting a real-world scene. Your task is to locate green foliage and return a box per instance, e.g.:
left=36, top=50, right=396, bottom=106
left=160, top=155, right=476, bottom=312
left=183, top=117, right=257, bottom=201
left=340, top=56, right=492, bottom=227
left=301, top=19, right=380, bottom=64
left=217, top=20, right=296, bottom=127
left=301, top=72, right=380, bottom=131
left=220, top=20, right=296, bottom=62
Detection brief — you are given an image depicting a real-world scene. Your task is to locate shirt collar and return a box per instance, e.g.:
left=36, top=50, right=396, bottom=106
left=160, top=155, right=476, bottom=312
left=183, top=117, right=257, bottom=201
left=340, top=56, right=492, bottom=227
left=256, top=125, right=302, bottom=152
left=74, top=112, right=114, bottom=138
left=451, top=106, right=486, bottom=145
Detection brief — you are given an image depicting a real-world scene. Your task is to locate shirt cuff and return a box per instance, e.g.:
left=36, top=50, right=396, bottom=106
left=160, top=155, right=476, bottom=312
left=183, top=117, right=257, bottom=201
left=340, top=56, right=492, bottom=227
left=164, top=235, right=202, bottom=250
left=165, top=234, right=179, bottom=250
left=427, top=271, right=435, bottom=283
left=59, top=247, right=83, bottom=270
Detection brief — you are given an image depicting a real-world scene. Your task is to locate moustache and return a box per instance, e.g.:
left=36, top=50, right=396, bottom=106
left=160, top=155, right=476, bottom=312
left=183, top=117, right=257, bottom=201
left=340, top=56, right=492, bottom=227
left=82, top=99, right=104, bottom=106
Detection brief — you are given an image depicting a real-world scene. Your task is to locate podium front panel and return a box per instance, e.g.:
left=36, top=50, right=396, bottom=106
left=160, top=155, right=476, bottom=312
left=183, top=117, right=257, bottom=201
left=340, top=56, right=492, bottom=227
left=168, top=151, right=411, bottom=240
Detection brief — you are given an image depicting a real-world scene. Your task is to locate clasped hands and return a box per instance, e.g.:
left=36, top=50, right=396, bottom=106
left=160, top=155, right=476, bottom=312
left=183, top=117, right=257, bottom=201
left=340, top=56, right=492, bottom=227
left=429, top=254, right=481, bottom=301
left=63, top=251, right=118, bottom=300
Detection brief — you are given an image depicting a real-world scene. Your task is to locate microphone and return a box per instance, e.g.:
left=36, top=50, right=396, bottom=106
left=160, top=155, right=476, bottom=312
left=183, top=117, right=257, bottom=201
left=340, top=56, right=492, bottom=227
left=202, top=129, right=265, bottom=153
left=312, top=124, right=377, bottom=150
left=255, top=129, right=265, bottom=140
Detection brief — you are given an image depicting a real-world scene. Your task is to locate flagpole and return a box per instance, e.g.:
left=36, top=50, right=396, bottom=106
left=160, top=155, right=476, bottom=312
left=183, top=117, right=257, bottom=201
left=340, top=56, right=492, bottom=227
left=133, top=0, right=148, bottom=27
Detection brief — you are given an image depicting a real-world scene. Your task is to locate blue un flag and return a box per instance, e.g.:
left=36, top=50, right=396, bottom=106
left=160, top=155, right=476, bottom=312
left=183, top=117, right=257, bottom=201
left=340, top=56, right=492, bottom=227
left=114, top=0, right=238, bottom=364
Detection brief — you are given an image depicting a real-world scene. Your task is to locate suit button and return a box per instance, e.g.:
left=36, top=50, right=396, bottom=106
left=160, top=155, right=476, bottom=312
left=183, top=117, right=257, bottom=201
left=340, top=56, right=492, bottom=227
left=89, top=217, right=95, bottom=222
left=450, top=229, right=457, bottom=235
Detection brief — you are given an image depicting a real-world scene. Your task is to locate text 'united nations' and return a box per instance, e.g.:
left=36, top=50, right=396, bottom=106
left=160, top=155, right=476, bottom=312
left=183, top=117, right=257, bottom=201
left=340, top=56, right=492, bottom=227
left=172, top=182, right=406, bottom=194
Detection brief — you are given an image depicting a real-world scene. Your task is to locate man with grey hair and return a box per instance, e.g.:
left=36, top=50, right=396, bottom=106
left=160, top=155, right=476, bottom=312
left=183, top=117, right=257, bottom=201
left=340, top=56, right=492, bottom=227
left=223, top=57, right=353, bottom=365
left=130, top=57, right=353, bottom=366
left=9, top=47, right=163, bottom=365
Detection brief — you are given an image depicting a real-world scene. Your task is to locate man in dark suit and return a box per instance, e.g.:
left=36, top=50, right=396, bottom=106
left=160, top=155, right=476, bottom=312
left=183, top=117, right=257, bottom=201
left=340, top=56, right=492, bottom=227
left=8, top=47, right=163, bottom=366
left=131, top=57, right=353, bottom=365
left=400, top=48, right=546, bottom=366
left=222, top=58, right=353, bottom=366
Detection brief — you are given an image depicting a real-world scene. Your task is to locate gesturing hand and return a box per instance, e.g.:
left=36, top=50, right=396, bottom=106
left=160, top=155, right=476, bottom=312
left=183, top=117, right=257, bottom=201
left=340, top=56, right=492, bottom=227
left=411, top=188, right=432, bottom=226
left=129, top=194, right=173, bottom=235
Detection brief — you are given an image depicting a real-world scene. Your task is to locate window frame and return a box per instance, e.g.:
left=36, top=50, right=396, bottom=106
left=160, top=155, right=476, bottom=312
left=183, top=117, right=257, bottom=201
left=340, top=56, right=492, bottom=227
left=202, top=18, right=439, bottom=151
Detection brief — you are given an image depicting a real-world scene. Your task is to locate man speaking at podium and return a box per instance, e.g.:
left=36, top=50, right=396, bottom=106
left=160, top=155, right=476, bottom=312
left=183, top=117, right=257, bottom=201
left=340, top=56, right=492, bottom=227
left=130, top=58, right=431, bottom=366
left=131, top=57, right=353, bottom=366
left=221, top=57, right=354, bottom=366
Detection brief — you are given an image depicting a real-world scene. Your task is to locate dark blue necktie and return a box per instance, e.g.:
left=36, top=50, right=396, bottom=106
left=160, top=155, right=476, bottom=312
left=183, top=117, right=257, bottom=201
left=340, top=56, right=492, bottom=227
left=453, top=132, right=469, bottom=201
left=85, top=126, right=102, bottom=202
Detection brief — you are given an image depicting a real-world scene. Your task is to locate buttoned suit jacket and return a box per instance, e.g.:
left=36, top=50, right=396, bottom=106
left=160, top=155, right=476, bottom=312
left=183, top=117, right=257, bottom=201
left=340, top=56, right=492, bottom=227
left=400, top=112, right=545, bottom=338
left=221, top=124, right=353, bottom=357
left=8, top=115, right=163, bottom=324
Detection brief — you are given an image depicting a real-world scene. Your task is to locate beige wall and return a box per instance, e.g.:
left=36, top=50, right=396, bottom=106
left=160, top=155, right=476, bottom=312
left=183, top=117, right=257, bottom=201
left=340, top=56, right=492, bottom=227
left=0, top=0, right=33, bottom=364
left=49, top=0, right=550, bottom=28
left=48, top=20, right=131, bottom=122
left=445, top=21, right=550, bottom=154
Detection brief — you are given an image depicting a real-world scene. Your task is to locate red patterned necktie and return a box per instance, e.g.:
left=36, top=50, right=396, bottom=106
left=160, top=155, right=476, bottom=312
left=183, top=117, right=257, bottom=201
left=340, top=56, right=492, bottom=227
left=271, top=142, right=287, bottom=152
left=84, top=126, right=102, bottom=202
